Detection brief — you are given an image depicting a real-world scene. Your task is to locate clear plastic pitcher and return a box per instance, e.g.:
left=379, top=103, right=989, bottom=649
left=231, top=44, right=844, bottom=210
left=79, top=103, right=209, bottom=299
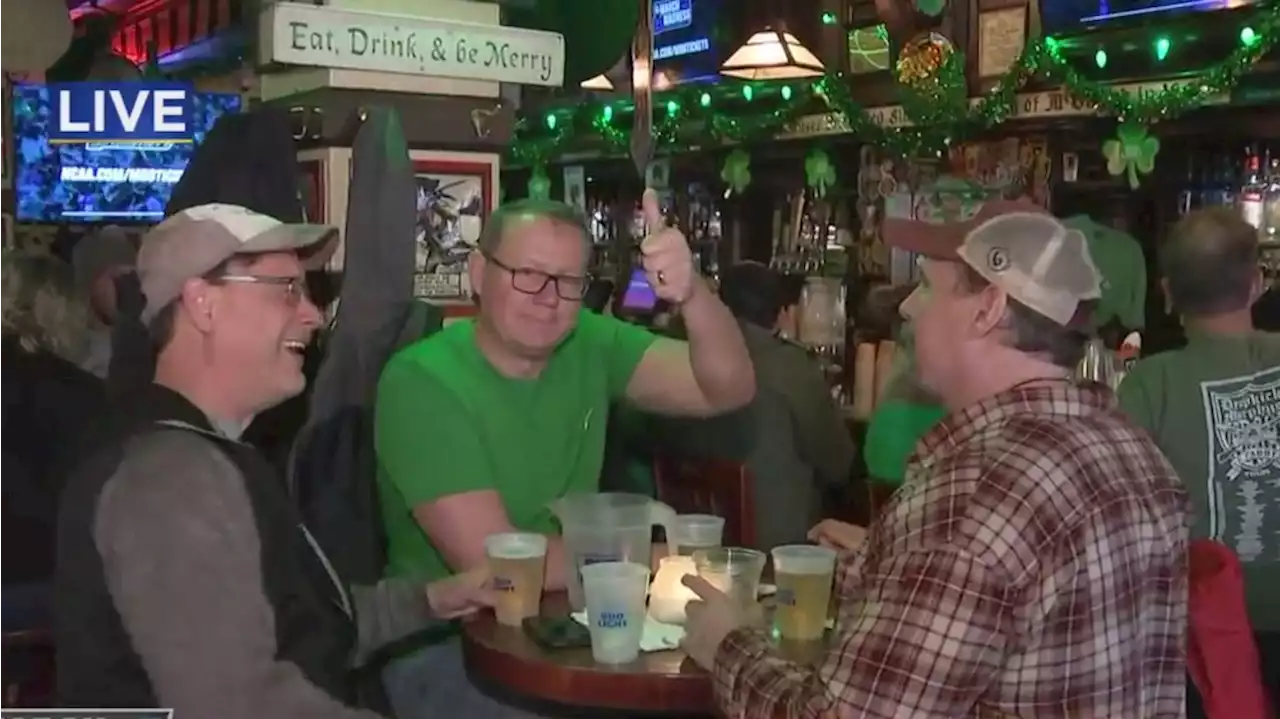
left=550, top=492, right=678, bottom=611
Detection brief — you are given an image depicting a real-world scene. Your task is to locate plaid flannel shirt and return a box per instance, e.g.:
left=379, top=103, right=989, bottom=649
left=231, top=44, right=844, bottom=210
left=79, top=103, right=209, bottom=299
left=713, top=382, right=1189, bottom=718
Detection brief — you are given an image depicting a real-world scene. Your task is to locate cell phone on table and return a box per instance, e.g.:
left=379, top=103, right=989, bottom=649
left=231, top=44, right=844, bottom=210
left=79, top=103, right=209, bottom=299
left=523, top=615, right=592, bottom=650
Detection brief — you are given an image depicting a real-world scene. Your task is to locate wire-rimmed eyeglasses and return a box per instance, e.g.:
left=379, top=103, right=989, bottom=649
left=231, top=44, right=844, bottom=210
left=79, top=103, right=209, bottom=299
left=212, top=274, right=308, bottom=305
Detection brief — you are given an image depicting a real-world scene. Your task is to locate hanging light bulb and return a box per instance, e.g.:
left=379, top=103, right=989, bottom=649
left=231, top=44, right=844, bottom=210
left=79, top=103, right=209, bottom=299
left=1154, top=37, right=1171, bottom=61
left=580, top=74, right=614, bottom=90
left=720, top=26, right=825, bottom=81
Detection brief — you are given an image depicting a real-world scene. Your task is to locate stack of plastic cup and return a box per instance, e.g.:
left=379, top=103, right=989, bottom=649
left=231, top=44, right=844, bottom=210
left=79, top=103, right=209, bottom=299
left=672, top=514, right=725, bottom=555
left=580, top=561, right=651, bottom=664
left=693, top=547, right=766, bottom=607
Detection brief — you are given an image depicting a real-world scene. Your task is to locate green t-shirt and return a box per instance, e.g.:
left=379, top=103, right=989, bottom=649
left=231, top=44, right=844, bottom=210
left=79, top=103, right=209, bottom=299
left=1117, top=330, right=1280, bottom=629
left=863, top=400, right=947, bottom=486
left=374, top=310, right=658, bottom=581
left=1062, top=215, right=1147, bottom=330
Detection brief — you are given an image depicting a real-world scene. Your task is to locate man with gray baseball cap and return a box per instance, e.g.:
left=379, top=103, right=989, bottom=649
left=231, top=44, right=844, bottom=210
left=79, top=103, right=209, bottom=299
left=685, top=199, right=1189, bottom=718
left=56, top=204, right=496, bottom=718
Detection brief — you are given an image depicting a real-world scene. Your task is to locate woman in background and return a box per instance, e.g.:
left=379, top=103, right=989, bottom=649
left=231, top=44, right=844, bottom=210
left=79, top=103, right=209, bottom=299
left=812, top=283, right=945, bottom=549
left=861, top=284, right=947, bottom=488
left=862, top=327, right=947, bottom=485
left=2, top=251, right=105, bottom=629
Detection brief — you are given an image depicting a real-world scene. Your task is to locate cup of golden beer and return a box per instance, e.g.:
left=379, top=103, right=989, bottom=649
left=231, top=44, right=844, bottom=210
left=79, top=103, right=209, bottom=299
left=770, top=544, right=837, bottom=641
left=485, top=532, right=548, bottom=627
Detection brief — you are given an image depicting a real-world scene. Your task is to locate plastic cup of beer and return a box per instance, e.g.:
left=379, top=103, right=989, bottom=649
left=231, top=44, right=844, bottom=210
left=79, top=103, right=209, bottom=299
left=580, top=561, right=651, bottom=664
left=693, top=547, right=766, bottom=607
left=672, top=514, right=726, bottom=555
left=770, top=544, right=837, bottom=641
left=485, top=532, right=548, bottom=627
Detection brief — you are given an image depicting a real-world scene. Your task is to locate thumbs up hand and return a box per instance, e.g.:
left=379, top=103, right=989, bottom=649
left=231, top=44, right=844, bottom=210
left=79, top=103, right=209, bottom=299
left=638, top=189, right=698, bottom=305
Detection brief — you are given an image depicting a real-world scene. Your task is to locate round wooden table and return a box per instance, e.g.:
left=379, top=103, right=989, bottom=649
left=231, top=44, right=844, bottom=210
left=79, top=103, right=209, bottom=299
left=461, top=592, right=714, bottom=717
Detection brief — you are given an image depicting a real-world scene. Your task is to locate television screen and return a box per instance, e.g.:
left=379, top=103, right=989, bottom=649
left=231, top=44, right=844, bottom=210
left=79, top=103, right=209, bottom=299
left=11, top=85, right=241, bottom=223
left=653, top=0, right=726, bottom=86
left=1040, top=0, right=1258, bottom=35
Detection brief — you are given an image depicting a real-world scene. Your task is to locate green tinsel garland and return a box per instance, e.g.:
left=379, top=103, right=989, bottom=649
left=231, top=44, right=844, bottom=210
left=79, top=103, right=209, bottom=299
left=509, top=1, right=1279, bottom=168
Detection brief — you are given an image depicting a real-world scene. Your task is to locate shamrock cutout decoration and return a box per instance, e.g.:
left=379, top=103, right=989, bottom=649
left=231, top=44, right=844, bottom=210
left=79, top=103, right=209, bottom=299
left=1103, top=123, right=1160, bottom=190
left=721, top=149, right=752, bottom=197
left=527, top=166, right=551, bottom=200
left=805, top=148, right=837, bottom=199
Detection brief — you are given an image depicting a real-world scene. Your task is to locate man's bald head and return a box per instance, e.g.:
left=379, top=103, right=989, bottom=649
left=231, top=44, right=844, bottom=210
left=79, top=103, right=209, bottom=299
left=1161, top=207, right=1261, bottom=316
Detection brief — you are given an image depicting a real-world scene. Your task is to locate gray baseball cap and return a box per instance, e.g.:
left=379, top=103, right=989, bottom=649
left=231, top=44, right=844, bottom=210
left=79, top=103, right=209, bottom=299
left=138, top=203, right=339, bottom=324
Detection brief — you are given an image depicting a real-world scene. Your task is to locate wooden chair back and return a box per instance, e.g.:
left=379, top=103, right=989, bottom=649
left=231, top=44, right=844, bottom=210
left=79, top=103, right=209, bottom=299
left=652, top=456, right=756, bottom=548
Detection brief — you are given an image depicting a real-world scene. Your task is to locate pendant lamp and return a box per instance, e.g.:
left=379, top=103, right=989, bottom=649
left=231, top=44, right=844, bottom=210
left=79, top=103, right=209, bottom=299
left=720, top=26, right=825, bottom=80
left=580, top=74, right=614, bottom=90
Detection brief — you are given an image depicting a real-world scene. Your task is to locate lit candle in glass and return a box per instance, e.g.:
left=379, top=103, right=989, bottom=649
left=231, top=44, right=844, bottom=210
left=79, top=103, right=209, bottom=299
left=648, top=555, right=699, bottom=625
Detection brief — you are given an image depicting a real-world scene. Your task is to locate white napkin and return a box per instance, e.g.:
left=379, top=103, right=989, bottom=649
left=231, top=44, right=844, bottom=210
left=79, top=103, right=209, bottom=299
left=570, top=611, right=685, bottom=652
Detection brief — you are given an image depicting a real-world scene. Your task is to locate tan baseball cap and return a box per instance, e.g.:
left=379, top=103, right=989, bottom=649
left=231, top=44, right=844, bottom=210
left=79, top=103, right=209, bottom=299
left=138, top=203, right=339, bottom=324
left=885, top=198, right=1102, bottom=327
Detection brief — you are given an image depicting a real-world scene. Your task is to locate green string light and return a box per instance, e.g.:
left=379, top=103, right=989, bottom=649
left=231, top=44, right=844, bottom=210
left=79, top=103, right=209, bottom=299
left=505, top=2, right=1279, bottom=165
left=1094, top=48, right=1107, bottom=69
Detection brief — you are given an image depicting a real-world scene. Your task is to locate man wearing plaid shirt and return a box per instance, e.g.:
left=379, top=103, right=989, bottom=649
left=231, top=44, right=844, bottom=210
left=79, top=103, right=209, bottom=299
left=682, top=200, right=1189, bottom=718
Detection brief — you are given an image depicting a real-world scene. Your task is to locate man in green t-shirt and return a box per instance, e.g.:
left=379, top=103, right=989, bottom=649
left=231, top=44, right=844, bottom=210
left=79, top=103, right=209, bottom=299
left=1117, top=207, right=1280, bottom=712
left=374, top=191, right=755, bottom=718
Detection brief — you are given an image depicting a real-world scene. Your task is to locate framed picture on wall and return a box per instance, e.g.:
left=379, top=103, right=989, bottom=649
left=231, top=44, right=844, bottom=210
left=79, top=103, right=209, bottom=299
left=410, top=152, right=498, bottom=300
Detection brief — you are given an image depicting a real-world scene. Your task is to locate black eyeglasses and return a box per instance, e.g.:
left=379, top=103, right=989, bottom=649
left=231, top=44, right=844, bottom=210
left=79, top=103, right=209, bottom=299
left=484, top=253, right=588, bottom=301
left=212, top=274, right=308, bottom=306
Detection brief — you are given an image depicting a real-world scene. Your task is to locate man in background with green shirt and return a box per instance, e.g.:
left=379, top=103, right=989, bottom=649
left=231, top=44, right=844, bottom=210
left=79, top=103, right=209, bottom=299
left=374, top=191, right=756, bottom=718
left=1117, top=207, right=1280, bottom=712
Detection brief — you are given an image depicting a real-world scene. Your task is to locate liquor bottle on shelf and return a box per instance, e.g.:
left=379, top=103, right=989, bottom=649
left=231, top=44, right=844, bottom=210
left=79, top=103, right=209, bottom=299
left=1221, top=148, right=1240, bottom=208
left=1264, top=145, right=1280, bottom=244
left=1177, top=152, right=1199, bottom=217
left=1241, top=143, right=1266, bottom=232
left=1200, top=148, right=1236, bottom=208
